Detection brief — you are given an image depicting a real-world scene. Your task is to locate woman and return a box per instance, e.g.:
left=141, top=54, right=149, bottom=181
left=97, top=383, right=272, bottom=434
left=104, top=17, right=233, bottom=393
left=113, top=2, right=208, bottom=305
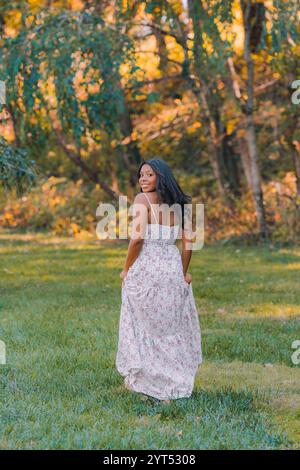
left=116, top=158, right=202, bottom=401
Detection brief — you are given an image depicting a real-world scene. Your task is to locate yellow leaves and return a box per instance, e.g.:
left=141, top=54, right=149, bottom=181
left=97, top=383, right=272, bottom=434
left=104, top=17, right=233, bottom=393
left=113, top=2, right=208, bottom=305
left=80, top=149, right=89, bottom=158
left=169, top=0, right=183, bottom=16
left=119, top=63, right=131, bottom=80
left=71, top=223, right=79, bottom=235
left=130, top=130, right=138, bottom=141
left=202, top=32, right=214, bottom=56
left=75, top=229, right=93, bottom=240
left=227, top=119, right=238, bottom=135
left=4, top=212, right=13, bottom=221
left=48, top=196, right=63, bottom=209
left=236, top=128, right=246, bottom=139
left=3, top=10, right=22, bottom=38
left=0, top=175, right=105, bottom=237
left=69, top=0, right=85, bottom=12
left=54, top=217, right=69, bottom=234
left=41, top=176, right=67, bottom=191
left=186, top=121, right=201, bottom=135
left=116, top=131, right=138, bottom=146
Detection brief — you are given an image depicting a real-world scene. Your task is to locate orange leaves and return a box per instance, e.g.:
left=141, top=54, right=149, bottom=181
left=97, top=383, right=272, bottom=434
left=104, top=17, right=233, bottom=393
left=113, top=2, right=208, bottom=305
left=0, top=176, right=103, bottom=237
left=1, top=172, right=299, bottom=242
left=200, top=171, right=300, bottom=244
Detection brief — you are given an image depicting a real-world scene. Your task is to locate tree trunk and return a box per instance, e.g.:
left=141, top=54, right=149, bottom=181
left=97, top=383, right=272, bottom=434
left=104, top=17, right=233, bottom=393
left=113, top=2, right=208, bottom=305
left=240, top=0, right=268, bottom=238
left=0, top=12, right=4, bottom=37
left=245, top=114, right=268, bottom=236
left=238, top=136, right=253, bottom=189
left=153, top=22, right=169, bottom=76
left=116, top=81, right=142, bottom=188
left=222, top=131, right=242, bottom=197
left=187, top=0, right=228, bottom=198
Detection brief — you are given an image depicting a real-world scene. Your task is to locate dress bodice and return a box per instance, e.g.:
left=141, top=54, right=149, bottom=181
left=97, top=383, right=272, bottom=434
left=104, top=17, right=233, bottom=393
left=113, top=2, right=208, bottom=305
left=140, top=192, right=181, bottom=245
left=144, top=223, right=180, bottom=245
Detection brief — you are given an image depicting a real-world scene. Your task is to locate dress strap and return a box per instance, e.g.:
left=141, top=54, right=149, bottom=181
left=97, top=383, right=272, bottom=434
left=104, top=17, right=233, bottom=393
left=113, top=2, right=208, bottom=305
left=142, top=192, right=159, bottom=224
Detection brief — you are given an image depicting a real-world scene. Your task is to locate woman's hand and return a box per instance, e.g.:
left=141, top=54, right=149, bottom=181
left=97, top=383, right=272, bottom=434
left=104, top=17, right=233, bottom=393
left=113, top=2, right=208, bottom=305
left=120, top=269, right=128, bottom=281
left=184, top=272, right=192, bottom=284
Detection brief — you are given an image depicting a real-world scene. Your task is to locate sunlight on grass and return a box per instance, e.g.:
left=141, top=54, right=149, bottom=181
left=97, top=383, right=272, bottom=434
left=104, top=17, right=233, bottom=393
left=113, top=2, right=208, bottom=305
left=196, top=361, right=300, bottom=445
left=233, top=304, right=300, bottom=319
left=285, top=264, right=300, bottom=270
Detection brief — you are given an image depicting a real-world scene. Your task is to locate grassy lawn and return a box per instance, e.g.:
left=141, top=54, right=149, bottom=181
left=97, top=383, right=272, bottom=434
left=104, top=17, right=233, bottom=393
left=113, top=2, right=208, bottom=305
left=0, top=229, right=299, bottom=449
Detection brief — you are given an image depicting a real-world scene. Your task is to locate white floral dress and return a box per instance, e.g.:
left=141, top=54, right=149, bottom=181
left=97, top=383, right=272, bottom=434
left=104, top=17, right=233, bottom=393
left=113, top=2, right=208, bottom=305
left=116, top=194, right=202, bottom=400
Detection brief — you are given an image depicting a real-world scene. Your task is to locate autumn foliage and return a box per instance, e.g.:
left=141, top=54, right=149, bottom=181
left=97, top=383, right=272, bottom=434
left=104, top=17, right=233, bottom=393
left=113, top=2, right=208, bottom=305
left=0, top=1, right=299, bottom=243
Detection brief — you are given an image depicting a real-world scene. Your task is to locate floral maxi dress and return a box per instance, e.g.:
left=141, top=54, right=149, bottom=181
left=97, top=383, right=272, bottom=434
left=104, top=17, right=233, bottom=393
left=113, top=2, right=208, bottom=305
left=116, top=198, right=203, bottom=400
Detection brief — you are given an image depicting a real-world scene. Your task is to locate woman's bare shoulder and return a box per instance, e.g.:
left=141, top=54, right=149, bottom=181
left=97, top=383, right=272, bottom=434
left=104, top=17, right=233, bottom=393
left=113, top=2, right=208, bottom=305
left=133, top=193, right=148, bottom=205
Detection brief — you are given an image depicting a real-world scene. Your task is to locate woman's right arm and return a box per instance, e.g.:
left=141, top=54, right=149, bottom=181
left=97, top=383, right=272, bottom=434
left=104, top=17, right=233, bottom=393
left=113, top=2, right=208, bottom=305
left=120, top=194, right=148, bottom=280
left=122, top=238, right=144, bottom=273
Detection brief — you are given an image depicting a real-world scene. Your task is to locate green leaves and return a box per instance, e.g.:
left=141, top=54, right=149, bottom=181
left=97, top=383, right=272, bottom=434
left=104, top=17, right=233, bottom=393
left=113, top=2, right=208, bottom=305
left=0, top=137, right=37, bottom=194
left=147, top=91, right=160, bottom=104
left=262, top=0, right=299, bottom=54
left=0, top=8, right=139, bottom=152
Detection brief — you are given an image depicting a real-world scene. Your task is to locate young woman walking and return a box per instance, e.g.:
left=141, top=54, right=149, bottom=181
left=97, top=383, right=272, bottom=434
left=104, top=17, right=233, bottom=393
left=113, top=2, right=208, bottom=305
left=116, top=159, right=202, bottom=401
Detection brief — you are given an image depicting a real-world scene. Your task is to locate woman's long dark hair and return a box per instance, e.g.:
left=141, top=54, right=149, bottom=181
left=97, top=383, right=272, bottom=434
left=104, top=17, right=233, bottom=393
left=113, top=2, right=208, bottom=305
left=137, top=158, right=192, bottom=228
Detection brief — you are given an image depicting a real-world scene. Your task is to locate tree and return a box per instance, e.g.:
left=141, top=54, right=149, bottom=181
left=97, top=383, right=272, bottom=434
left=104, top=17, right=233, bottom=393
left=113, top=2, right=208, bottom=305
left=0, top=5, right=141, bottom=200
left=239, top=0, right=268, bottom=238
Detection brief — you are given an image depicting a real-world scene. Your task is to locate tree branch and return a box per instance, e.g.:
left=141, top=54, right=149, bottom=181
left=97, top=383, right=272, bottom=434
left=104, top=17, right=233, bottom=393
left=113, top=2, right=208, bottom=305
left=55, top=131, right=123, bottom=200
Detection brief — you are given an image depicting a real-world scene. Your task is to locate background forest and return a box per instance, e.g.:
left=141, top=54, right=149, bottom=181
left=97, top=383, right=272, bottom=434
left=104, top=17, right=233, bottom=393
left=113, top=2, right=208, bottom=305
left=0, top=0, right=299, bottom=243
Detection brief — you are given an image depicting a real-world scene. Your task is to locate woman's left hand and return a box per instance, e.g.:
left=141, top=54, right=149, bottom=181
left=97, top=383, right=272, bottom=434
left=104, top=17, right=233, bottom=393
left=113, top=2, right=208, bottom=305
left=120, top=270, right=128, bottom=281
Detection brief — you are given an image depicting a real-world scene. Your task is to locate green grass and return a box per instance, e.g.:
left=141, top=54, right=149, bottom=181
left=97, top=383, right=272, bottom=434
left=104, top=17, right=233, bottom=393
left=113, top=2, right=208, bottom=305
left=0, top=229, right=299, bottom=449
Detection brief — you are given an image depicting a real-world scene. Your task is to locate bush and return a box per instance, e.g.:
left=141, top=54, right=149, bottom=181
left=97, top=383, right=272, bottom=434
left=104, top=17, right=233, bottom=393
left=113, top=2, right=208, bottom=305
left=0, top=172, right=299, bottom=243
left=0, top=176, right=105, bottom=238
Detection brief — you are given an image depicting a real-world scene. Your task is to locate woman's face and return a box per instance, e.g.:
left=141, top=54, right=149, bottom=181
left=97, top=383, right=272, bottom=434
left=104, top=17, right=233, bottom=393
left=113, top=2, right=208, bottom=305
left=139, top=164, right=157, bottom=192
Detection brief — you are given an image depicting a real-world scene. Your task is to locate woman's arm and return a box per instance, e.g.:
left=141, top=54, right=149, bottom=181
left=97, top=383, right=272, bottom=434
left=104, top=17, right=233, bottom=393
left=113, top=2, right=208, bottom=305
left=123, top=238, right=144, bottom=272
left=181, top=226, right=192, bottom=276
left=120, top=194, right=148, bottom=279
left=180, top=222, right=195, bottom=283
